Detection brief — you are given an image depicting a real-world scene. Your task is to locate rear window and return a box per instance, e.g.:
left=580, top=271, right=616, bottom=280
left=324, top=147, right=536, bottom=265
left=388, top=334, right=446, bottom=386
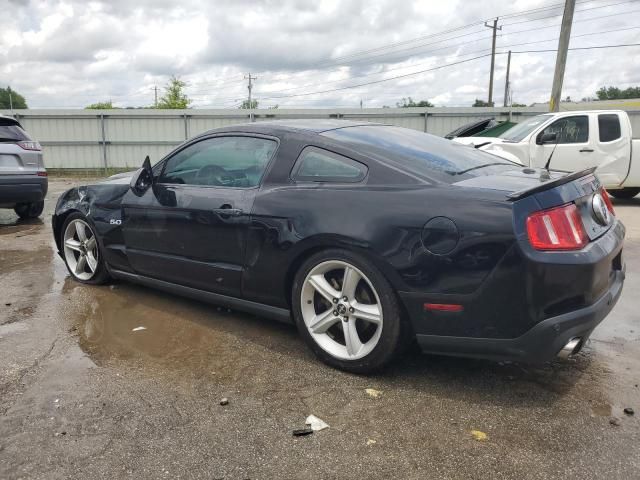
left=598, top=114, right=622, bottom=142
left=0, top=119, right=31, bottom=142
left=321, top=125, right=519, bottom=182
left=292, top=146, right=367, bottom=182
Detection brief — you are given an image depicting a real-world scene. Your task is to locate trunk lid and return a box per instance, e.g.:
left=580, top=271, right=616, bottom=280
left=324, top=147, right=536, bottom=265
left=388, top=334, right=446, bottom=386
left=454, top=167, right=614, bottom=240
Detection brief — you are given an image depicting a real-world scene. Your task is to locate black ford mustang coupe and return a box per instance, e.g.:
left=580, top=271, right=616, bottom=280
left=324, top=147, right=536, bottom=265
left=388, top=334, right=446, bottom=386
left=53, top=120, right=625, bottom=373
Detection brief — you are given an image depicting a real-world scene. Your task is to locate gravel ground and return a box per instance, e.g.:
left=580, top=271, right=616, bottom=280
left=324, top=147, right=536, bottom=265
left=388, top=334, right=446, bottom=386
left=1, top=177, right=638, bottom=480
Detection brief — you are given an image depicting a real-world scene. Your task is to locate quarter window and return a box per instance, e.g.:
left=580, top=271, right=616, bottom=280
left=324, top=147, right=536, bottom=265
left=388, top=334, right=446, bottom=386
left=292, top=146, right=367, bottom=182
left=539, top=115, right=589, bottom=144
left=598, top=114, right=622, bottom=142
left=159, top=136, right=277, bottom=187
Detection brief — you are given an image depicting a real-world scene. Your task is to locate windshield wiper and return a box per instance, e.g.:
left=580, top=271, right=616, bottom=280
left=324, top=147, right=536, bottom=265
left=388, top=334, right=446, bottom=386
left=447, top=162, right=512, bottom=176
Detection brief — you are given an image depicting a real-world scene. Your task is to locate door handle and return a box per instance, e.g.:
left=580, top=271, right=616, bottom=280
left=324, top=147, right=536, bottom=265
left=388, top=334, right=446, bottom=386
left=212, top=207, right=243, bottom=217
left=580, top=148, right=594, bottom=153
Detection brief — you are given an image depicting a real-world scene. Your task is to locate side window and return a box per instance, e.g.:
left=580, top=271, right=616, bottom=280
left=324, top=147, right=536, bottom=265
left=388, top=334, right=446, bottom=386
left=292, top=146, right=367, bottom=183
left=540, top=116, right=589, bottom=144
left=598, top=114, right=622, bottom=142
left=159, top=136, right=277, bottom=187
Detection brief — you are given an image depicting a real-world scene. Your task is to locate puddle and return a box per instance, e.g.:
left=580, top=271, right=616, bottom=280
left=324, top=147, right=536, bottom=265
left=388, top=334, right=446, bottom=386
left=62, top=278, right=302, bottom=383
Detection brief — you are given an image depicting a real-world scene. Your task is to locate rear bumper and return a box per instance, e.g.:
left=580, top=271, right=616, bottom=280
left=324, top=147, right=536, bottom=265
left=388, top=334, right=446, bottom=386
left=414, top=266, right=624, bottom=362
left=0, top=174, right=48, bottom=205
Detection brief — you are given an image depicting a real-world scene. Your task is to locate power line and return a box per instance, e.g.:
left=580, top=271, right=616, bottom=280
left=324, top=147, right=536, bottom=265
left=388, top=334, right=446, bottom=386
left=252, top=25, right=639, bottom=99
left=258, top=54, right=492, bottom=100
left=261, top=42, right=640, bottom=102
left=505, top=42, right=640, bottom=54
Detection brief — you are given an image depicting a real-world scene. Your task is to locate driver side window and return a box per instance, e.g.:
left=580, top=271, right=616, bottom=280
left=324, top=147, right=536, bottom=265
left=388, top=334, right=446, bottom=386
left=540, top=116, right=589, bottom=144
left=159, top=136, right=277, bottom=188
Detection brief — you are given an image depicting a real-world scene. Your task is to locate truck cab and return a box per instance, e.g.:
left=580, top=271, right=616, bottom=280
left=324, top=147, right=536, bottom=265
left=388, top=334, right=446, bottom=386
left=454, top=110, right=640, bottom=197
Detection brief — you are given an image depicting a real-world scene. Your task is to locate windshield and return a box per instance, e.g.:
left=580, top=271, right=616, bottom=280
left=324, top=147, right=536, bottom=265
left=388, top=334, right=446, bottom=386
left=321, top=125, right=519, bottom=183
left=498, top=114, right=552, bottom=142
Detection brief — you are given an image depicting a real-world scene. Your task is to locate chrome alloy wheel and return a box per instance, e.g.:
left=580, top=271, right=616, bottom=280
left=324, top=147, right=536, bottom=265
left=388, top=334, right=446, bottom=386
left=63, top=219, right=99, bottom=281
left=301, top=260, right=383, bottom=360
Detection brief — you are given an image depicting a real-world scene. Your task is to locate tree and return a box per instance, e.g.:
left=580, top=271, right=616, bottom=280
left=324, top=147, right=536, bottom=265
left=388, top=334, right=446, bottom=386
left=396, top=97, right=433, bottom=108
left=472, top=99, right=492, bottom=107
left=156, top=76, right=191, bottom=109
left=511, top=102, right=527, bottom=107
left=85, top=100, right=115, bottom=109
left=0, top=86, right=28, bottom=109
left=239, top=99, right=258, bottom=109
left=596, top=85, right=640, bottom=100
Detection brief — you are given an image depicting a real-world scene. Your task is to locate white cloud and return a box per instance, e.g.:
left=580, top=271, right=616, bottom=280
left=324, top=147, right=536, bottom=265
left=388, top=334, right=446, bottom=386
left=1, top=0, right=639, bottom=108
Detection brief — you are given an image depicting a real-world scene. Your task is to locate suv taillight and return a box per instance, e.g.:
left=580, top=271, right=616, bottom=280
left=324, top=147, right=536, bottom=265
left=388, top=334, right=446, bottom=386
left=601, top=188, right=615, bottom=215
left=17, top=141, right=41, bottom=151
left=526, top=203, right=588, bottom=251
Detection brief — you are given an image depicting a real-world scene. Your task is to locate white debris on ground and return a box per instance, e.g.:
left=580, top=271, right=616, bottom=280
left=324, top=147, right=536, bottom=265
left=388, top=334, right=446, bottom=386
left=305, top=415, right=329, bottom=431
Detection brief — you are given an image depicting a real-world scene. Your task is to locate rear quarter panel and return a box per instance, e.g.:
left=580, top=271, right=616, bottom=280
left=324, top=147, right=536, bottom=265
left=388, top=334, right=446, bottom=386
left=242, top=183, right=517, bottom=309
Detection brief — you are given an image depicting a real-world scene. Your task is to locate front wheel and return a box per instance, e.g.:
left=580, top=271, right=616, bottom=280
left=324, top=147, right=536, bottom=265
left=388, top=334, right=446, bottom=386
left=61, top=213, right=110, bottom=284
left=14, top=201, right=44, bottom=219
left=292, top=249, right=407, bottom=373
left=608, top=188, right=640, bottom=199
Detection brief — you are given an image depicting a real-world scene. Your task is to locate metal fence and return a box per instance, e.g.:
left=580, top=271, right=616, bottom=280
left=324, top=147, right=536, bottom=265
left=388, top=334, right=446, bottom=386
left=1, top=107, right=639, bottom=170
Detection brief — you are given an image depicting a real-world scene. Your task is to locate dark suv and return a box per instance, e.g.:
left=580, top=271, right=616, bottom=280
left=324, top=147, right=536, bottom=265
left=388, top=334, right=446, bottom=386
left=0, top=115, right=47, bottom=218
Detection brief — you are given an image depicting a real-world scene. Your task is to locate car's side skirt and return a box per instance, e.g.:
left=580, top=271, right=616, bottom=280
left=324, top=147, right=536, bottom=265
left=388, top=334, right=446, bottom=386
left=109, top=269, right=293, bottom=324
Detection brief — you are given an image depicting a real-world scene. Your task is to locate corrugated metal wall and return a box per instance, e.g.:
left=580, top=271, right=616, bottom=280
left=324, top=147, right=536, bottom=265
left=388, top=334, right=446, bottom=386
left=1, top=107, right=638, bottom=169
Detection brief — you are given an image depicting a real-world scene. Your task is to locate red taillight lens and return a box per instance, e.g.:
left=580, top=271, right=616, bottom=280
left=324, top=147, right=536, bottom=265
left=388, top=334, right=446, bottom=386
left=526, top=203, right=588, bottom=251
left=424, top=303, right=464, bottom=312
left=17, top=141, right=41, bottom=151
left=601, top=188, right=615, bottom=215
left=37, top=171, right=47, bottom=177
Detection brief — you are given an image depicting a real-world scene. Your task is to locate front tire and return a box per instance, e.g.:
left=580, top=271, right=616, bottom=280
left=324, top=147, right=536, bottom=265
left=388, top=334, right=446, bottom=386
left=609, top=188, right=640, bottom=199
left=292, top=249, right=406, bottom=373
left=61, top=213, right=110, bottom=284
left=14, top=201, right=44, bottom=219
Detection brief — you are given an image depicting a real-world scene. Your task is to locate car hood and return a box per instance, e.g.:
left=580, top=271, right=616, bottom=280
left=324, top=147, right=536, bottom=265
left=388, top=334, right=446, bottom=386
left=101, top=171, right=136, bottom=185
left=452, top=136, right=505, bottom=147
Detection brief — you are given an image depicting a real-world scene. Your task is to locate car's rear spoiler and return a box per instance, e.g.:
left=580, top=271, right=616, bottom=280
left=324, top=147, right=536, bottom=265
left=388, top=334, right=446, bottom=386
left=506, top=167, right=597, bottom=201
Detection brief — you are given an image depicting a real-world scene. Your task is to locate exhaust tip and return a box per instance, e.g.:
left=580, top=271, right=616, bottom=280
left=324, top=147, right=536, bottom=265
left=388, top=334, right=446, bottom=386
left=557, top=337, right=581, bottom=359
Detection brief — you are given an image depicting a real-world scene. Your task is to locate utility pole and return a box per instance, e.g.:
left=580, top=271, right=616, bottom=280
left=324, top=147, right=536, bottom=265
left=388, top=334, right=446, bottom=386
left=245, top=73, right=257, bottom=109
left=484, top=18, right=502, bottom=107
left=503, top=50, right=511, bottom=107
left=152, top=85, right=158, bottom=107
left=8, top=86, right=13, bottom=112
left=549, top=0, right=576, bottom=112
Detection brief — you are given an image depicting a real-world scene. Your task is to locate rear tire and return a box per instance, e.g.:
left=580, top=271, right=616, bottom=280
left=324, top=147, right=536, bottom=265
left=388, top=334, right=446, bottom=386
left=292, top=249, right=407, bottom=373
left=60, top=212, right=110, bottom=285
left=14, top=201, right=44, bottom=219
left=608, top=188, right=640, bottom=199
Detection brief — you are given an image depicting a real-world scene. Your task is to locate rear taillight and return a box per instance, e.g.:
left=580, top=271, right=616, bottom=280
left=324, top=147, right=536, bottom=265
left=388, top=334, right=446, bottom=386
left=37, top=171, right=47, bottom=177
left=526, top=203, right=588, bottom=251
left=17, top=141, right=41, bottom=151
left=601, top=188, right=615, bottom=215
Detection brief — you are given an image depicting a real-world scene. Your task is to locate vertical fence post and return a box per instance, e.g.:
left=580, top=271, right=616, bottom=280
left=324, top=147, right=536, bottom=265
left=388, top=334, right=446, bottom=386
left=100, top=114, right=108, bottom=175
left=183, top=113, right=189, bottom=140
left=423, top=111, right=429, bottom=133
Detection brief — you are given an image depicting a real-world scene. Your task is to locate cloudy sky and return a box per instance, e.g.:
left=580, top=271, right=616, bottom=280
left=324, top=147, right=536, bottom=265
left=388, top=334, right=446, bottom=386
left=1, top=0, right=639, bottom=109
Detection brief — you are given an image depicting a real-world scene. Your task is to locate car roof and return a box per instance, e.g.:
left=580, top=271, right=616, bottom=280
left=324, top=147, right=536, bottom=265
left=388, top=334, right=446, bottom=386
left=201, top=119, right=386, bottom=137
left=0, top=114, right=21, bottom=127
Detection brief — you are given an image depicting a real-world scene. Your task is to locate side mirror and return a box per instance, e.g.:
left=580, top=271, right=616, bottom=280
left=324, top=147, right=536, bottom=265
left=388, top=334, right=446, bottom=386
left=537, top=132, right=557, bottom=145
left=130, top=155, right=153, bottom=196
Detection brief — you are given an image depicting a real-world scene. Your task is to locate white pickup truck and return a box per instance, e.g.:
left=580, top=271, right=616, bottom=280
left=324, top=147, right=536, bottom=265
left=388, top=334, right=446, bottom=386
left=454, top=110, right=640, bottom=198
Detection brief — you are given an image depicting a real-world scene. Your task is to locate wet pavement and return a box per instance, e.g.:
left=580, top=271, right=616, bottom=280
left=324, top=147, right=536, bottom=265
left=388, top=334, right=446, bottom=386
left=1, top=178, right=639, bottom=479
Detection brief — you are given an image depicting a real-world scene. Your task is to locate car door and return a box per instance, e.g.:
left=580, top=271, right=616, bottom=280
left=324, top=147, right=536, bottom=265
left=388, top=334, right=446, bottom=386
left=530, top=115, right=594, bottom=171
left=590, top=112, right=632, bottom=186
left=121, top=133, right=279, bottom=297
